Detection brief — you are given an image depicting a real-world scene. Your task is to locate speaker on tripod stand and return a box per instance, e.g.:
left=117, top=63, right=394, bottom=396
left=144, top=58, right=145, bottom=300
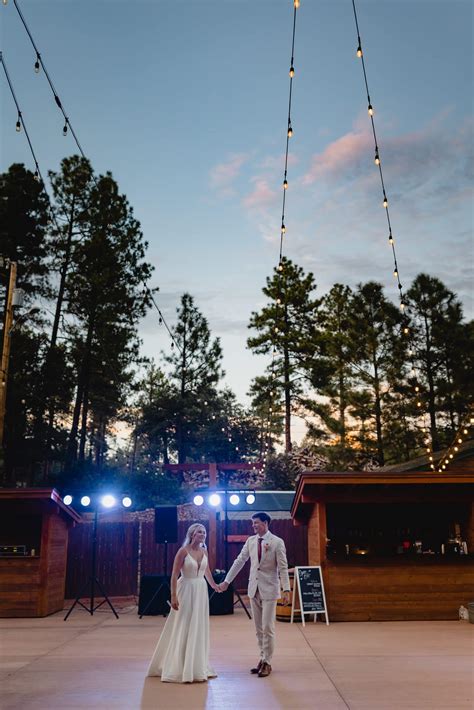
left=138, top=506, right=178, bottom=617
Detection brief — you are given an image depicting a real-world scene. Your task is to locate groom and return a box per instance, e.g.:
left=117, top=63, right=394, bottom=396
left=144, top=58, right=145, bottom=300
left=219, top=512, right=290, bottom=678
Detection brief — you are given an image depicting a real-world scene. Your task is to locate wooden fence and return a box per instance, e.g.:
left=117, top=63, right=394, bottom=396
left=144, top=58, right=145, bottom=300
left=65, top=518, right=308, bottom=598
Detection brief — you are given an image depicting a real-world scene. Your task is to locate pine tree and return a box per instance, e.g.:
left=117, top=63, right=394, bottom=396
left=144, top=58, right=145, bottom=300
left=406, top=274, right=471, bottom=450
left=164, top=293, right=224, bottom=463
left=248, top=257, right=323, bottom=452
left=349, top=281, right=406, bottom=465
left=64, top=171, right=153, bottom=467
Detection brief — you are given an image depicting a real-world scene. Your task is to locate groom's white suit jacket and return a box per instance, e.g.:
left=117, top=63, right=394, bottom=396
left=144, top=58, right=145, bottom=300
left=224, top=531, right=290, bottom=601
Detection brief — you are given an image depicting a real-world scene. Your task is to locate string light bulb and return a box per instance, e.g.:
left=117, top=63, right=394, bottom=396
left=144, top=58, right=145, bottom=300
left=393, top=268, right=398, bottom=278
left=34, top=56, right=40, bottom=73
left=2, top=0, right=8, bottom=6
left=383, top=194, right=388, bottom=208
left=294, top=0, right=300, bottom=7
left=34, top=170, right=40, bottom=182
left=283, top=179, right=288, bottom=189
left=289, top=65, right=295, bottom=78
left=287, top=124, right=293, bottom=138
left=281, top=223, right=286, bottom=233
left=63, top=121, right=68, bottom=136
left=368, top=103, right=374, bottom=116
left=374, top=149, right=380, bottom=165
left=356, top=44, right=363, bottom=58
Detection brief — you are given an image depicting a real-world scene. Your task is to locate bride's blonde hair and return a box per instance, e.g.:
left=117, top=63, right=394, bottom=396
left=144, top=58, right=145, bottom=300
left=182, top=523, right=207, bottom=549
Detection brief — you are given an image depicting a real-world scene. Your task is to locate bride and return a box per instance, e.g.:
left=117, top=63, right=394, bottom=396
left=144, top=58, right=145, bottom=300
left=146, top=523, right=220, bottom=683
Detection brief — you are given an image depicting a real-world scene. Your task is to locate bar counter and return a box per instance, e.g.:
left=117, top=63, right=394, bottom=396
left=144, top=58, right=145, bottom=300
left=291, top=470, right=474, bottom=621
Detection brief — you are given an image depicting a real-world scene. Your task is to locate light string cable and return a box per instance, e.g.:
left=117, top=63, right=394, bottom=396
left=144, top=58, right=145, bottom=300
left=350, top=0, right=430, bottom=455
left=261, top=0, right=301, bottom=466
left=8, top=0, right=177, bottom=351
left=0, top=51, right=68, bottom=254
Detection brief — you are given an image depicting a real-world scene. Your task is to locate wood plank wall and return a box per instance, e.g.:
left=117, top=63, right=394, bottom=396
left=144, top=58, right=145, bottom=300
left=325, top=560, right=474, bottom=621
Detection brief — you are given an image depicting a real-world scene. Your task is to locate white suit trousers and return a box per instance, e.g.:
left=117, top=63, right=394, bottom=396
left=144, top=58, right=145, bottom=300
left=250, top=589, right=277, bottom=664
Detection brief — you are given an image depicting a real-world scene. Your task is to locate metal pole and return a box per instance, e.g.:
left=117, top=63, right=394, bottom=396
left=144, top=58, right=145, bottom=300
left=91, top=508, right=98, bottom=614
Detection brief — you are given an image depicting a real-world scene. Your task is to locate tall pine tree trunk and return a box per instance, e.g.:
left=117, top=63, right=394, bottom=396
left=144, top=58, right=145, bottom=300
left=423, top=316, right=440, bottom=450
left=66, top=308, right=96, bottom=465
left=372, top=349, right=384, bottom=465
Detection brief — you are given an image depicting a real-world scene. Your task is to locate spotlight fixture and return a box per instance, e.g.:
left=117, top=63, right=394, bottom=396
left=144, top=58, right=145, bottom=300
left=209, top=493, right=221, bottom=507
left=101, top=494, right=116, bottom=509
left=63, top=495, right=73, bottom=506
left=246, top=493, right=256, bottom=505
left=80, top=495, right=91, bottom=507
left=229, top=494, right=240, bottom=506
left=122, top=496, right=132, bottom=508
left=193, top=494, right=204, bottom=506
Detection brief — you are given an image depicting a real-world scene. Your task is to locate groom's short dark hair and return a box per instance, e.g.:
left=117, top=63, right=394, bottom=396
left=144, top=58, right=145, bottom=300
left=252, top=512, right=271, bottom=524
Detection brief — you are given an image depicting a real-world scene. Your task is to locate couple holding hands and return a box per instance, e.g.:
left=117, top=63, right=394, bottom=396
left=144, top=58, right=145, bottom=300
left=147, top=512, right=291, bottom=683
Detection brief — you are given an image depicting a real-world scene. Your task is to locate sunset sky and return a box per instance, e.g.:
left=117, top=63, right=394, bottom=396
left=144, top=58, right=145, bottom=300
left=2, top=0, right=472, bottom=432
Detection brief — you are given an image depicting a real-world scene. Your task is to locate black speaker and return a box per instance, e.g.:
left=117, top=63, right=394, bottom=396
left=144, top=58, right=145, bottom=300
left=209, top=572, right=234, bottom=615
left=138, top=575, right=170, bottom=616
left=154, top=506, right=178, bottom=544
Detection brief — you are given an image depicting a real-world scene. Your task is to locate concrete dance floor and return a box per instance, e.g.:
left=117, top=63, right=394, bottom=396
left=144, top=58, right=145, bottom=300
left=0, top=601, right=473, bottom=709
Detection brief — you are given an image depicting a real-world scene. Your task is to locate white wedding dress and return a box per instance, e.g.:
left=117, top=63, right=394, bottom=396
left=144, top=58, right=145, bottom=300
left=146, top=552, right=217, bottom=683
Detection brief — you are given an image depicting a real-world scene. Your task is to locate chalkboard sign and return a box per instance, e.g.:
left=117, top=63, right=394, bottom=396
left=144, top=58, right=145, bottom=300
left=291, top=566, right=329, bottom=626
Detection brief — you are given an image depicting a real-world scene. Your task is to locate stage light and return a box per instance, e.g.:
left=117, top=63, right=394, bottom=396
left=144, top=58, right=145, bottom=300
left=122, top=496, right=132, bottom=508
left=63, top=495, right=73, bottom=506
left=229, top=494, right=240, bottom=506
left=101, top=494, right=116, bottom=509
left=193, top=494, right=204, bottom=506
left=80, top=496, right=91, bottom=507
left=246, top=493, right=256, bottom=505
left=209, top=493, right=221, bottom=507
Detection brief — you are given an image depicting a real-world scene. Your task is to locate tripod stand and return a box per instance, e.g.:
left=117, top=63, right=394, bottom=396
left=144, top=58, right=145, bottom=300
left=64, top=508, right=118, bottom=620
left=139, top=542, right=171, bottom=618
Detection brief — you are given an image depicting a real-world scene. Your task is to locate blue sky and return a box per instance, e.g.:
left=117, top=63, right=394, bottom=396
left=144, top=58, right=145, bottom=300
left=2, top=0, right=473, bottom=422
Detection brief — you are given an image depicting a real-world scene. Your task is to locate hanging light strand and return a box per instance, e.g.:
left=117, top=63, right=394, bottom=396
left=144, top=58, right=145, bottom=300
left=351, top=0, right=406, bottom=312
left=0, top=51, right=67, bottom=239
left=350, top=0, right=429, bottom=448
left=8, top=0, right=179, bottom=355
left=279, top=0, right=299, bottom=266
left=262, top=0, right=301, bottom=465
left=436, top=411, right=474, bottom=473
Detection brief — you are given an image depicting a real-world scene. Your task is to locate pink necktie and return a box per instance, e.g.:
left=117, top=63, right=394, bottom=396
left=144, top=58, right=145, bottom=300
left=258, top=537, right=263, bottom=562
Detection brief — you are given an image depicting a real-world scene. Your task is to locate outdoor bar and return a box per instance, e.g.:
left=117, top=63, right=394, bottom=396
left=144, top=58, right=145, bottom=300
left=291, top=464, right=474, bottom=621
left=0, top=488, right=81, bottom=617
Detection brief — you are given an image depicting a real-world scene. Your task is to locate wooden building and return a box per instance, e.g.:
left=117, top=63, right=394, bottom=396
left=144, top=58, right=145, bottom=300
left=291, top=444, right=474, bottom=621
left=0, top=488, right=81, bottom=617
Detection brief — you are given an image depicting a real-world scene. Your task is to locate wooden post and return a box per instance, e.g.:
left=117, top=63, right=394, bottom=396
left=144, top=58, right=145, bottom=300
left=0, top=261, right=17, bottom=451
left=208, top=463, right=217, bottom=570
left=307, top=501, right=327, bottom=566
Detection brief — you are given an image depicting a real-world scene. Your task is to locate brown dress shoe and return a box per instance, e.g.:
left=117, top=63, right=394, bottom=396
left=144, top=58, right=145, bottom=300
left=250, top=660, right=263, bottom=674
left=258, top=662, right=272, bottom=677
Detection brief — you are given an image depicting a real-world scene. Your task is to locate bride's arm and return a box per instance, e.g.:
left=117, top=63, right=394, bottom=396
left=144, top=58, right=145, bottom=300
left=170, top=548, right=186, bottom=610
left=204, top=559, right=220, bottom=592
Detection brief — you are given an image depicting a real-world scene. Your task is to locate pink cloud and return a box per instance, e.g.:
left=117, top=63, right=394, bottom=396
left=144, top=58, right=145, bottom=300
left=209, top=153, right=248, bottom=195
left=242, top=178, right=278, bottom=210
left=302, top=130, right=372, bottom=184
